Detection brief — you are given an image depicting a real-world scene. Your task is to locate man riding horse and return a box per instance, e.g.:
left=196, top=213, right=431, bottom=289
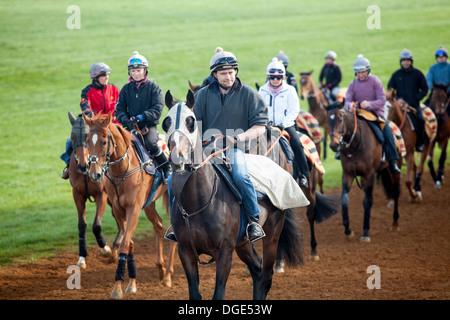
left=343, top=54, right=401, bottom=173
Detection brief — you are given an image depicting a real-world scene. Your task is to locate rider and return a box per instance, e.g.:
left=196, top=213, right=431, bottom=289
left=424, top=45, right=450, bottom=105
left=319, top=50, right=342, bottom=104
left=193, top=47, right=268, bottom=242
left=258, top=57, right=310, bottom=188
left=60, top=62, right=120, bottom=179
left=115, top=51, right=172, bottom=183
left=275, top=51, right=298, bottom=93
left=387, top=49, right=428, bottom=152
left=344, top=54, right=401, bottom=173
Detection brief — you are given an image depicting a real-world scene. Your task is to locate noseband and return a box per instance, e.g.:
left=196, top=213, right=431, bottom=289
left=329, top=108, right=359, bottom=155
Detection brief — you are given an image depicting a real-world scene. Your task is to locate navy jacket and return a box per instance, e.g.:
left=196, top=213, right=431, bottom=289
left=388, top=66, right=428, bottom=108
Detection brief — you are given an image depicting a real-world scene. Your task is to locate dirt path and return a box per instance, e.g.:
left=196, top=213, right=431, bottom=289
left=1, top=170, right=449, bottom=300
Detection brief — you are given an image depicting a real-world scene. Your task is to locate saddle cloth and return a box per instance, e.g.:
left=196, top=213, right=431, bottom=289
left=356, top=109, right=406, bottom=158
left=420, top=104, right=438, bottom=142
left=295, top=110, right=323, bottom=144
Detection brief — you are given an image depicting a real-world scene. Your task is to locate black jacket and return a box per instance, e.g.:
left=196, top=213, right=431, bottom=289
left=387, top=66, right=428, bottom=108
left=115, top=79, right=164, bottom=128
left=319, top=64, right=342, bottom=88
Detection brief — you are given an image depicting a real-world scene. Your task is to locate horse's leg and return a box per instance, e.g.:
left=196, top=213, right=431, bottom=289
left=414, top=139, right=430, bottom=200
left=391, top=170, right=401, bottom=231
left=92, top=192, right=112, bottom=258
left=110, top=205, right=140, bottom=300
left=405, top=152, right=418, bottom=201
left=212, top=242, right=234, bottom=300
left=361, top=174, right=375, bottom=243
left=341, top=173, right=354, bottom=239
left=428, top=140, right=438, bottom=183
left=436, top=139, right=448, bottom=187
left=235, top=241, right=262, bottom=298
left=73, top=190, right=87, bottom=269
left=143, top=202, right=168, bottom=285
left=178, top=244, right=202, bottom=300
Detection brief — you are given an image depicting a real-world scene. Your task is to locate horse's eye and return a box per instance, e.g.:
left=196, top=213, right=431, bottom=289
left=102, top=140, right=107, bottom=146
left=162, top=117, right=172, bottom=133
left=186, top=116, right=195, bottom=133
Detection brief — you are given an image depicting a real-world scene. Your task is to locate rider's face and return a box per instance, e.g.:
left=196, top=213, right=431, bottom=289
left=129, top=67, right=146, bottom=81
left=215, top=69, right=236, bottom=91
left=356, top=70, right=369, bottom=81
left=401, top=59, right=412, bottom=69
left=97, top=74, right=109, bottom=86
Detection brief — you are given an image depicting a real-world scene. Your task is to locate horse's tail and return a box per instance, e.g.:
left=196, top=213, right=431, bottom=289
left=277, top=208, right=304, bottom=267
left=377, top=168, right=400, bottom=200
left=313, top=191, right=340, bottom=223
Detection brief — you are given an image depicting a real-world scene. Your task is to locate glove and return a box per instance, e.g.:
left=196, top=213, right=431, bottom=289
left=276, top=124, right=285, bottom=131
left=136, top=114, right=144, bottom=122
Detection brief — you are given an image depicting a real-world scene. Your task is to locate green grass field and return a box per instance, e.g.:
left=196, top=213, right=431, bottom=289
left=1, top=0, right=449, bottom=266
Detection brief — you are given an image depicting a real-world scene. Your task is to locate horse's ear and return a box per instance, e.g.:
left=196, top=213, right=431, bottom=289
left=81, top=112, right=90, bottom=125
left=165, top=90, right=175, bottom=109
left=255, top=83, right=260, bottom=91
left=186, top=89, right=195, bottom=110
left=106, top=112, right=112, bottom=125
left=68, top=111, right=77, bottom=125
left=188, top=81, right=196, bottom=92
left=309, top=70, right=313, bottom=75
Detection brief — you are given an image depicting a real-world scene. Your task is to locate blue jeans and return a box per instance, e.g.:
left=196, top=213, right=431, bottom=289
left=167, top=148, right=259, bottom=217
left=60, top=137, right=73, bottom=166
left=366, top=118, right=399, bottom=162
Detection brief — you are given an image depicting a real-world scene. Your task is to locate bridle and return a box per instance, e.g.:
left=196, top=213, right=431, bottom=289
left=329, top=107, right=360, bottom=155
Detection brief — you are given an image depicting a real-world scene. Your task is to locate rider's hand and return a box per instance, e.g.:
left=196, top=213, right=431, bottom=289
left=360, top=100, right=370, bottom=109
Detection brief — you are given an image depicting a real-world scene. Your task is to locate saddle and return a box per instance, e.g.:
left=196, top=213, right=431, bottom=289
left=295, top=110, right=323, bottom=144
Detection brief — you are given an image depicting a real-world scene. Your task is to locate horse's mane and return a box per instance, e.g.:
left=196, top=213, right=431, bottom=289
left=433, top=83, right=449, bottom=92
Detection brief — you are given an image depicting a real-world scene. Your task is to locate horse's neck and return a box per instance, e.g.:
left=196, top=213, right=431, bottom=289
left=109, top=127, right=134, bottom=174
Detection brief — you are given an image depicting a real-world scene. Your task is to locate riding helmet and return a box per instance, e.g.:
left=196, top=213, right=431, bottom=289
left=89, top=62, right=111, bottom=79
left=210, top=47, right=239, bottom=74
left=353, top=54, right=371, bottom=73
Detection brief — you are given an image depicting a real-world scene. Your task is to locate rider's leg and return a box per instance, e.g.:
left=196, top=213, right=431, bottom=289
left=285, top=126, right=309, bottom=188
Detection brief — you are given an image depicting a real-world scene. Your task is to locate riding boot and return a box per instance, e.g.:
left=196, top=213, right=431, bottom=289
left=61, top=165, right=69, bottom=180
left=415, top=116, right=425, bottom=152
left=247, top=215, right=265, bottom=242
left=389, top=160, right=401, bottom=173
left=153, top=150, right=172, bottom=185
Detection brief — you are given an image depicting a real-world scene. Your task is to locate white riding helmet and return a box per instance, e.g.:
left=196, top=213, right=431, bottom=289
left=127, top=51, right=149, bottom=69
left=353, top=54, right=371, bottom=73
left=266, top=57, right=286, bottom=76
left=325, top=50, right=337, bottom=60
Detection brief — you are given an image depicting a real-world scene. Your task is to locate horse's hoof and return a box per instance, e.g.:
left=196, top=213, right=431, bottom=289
left=360, top=236, right=371, bottom=243
left=125, top=286, right=136, bottom=294
left=435, top=181, right=442, bottom=189
left=389, top=225, right=400, bottom=232
left=109, top=249, right=118, bottom=263
left=161, top=277, right=172, bottom=288
left=345, top=231, right=355, bottom=240
left=309, top=254, right=320, bottom=261
left=110, top=291, right=123, bottom=300
left=77, top=257, right=86, bottom=270
left=387, top=200, right=394, bottom=208
left=416, top=191, right=423, bottom=201
left=100, top=245, right=111, bottom=257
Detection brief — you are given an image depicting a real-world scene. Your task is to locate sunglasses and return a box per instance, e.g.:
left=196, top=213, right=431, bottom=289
left=268, top=68, right=284, bottom=74
left=129, top=58, right=144, bottom=65
left=436, top=50, right=446, bottom=57
left=212, top=57, right=237, bottom=68
left=269, top=75, right=283, bottom=80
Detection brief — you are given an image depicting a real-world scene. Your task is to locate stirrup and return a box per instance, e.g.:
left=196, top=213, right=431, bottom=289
left=246, top=222, right=266, bottom=242
left=164, top=225, right=177, bottom=243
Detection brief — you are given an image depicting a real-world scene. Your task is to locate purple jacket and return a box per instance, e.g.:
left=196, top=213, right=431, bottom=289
left=344, top=74, right=386, bottom=117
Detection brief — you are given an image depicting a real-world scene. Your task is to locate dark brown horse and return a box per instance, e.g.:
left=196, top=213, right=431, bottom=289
left=83, top=113, right=177, bottom=300
left=427, top=84, right=450, bottom=188
left=326, top=104, right=401, bottom=242
left=261, top=127, right=339, bottom=265
left=162, top=90, right=304, bottom=300
left=386, top=89, right=429, bottom=201
left=299, top=71, right=329, bottom=159
left=68, top=112, right=118, bottom=269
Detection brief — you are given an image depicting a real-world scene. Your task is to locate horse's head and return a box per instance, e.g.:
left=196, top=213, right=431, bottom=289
left=299, top=71, right=313, bottom=100
left=385, top=88, right=402, bottom=122
left=430, top=84, right=449, bottom=117
left=326, top=101, right=346, bottom=152
left=82, top=112, right=115, bottom=182
left=162, top=90, right=199, bottom=172
left=69, top=111, right=90, bottom=175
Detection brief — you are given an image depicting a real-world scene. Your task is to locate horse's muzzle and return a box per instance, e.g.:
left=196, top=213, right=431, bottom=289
left=89, top=171, right=104, bottom=182
left=77, top=164, right=88, bottom=175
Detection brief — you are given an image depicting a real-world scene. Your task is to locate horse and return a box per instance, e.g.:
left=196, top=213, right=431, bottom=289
left=427, top=84, right=450, bottom=188
left=326, top=103, right=401, bottom=242
left=299, top=71, right=330, bottom=159
left=162, top=90, right=304, bottom=300
left=260, top=127, right=339, bottom=267
left=385, top=89, right=430, bottom=201
left=67, top=111, right=118, bottom=269
left=82, top=112, right=177, bottom=300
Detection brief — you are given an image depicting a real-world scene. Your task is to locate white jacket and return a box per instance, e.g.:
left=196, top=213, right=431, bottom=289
left=258, top=81, right=300, bottom=128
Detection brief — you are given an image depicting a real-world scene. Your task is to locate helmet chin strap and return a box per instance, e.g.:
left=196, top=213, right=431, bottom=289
left=94, top=77, right=107, bottom=89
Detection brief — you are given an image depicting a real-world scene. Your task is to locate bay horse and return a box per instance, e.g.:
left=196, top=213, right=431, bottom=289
left=261, top=127, right=339, bottom=265
left=82, top=112, right=177, bottom=300
left=386, top=89, right=429, bottom=201
left=299, top=71, right=329, bottom=159
left=326, top=103, right=401, bottom=242
left=427, top=84, right=450, bottom=188
left=68, top=111, right=118, bottom=269
left=162, top=90, right=304, bottom=300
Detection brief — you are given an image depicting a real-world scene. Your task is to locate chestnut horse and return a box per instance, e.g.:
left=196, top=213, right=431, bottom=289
left=385, top=90, right=429, bottom=201
left=299, top=71, right=329, bottom=159
left=162, top=90, right=304, bottom=300
left=326, top=104, right=401, bottom=242
left=68, top=112, right=118, bottom=269
left=83, top=113, right=177, bottom=300
left=427, top=84, right=450, bottom=188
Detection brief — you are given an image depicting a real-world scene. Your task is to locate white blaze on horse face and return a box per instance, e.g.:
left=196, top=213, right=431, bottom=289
left=330, top=114, right=335, bottom=120
left=173, top=131, right=180, bottom=149
left=92, top=134, right=98, bottom=147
